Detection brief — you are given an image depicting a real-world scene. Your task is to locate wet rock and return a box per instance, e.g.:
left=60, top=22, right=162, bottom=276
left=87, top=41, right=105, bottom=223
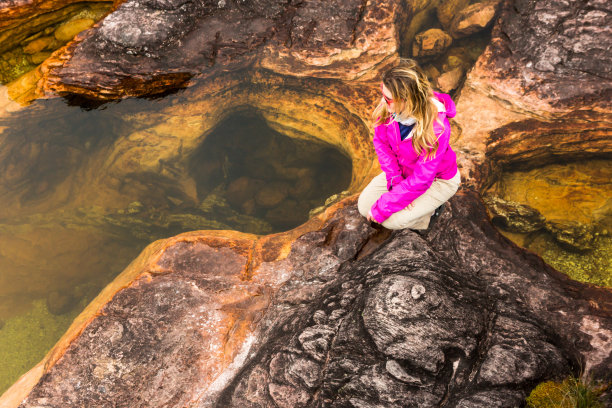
left=23, top=36, right=53, bottom=54
left=265, top=199, right=308, bottom=231
left=28, top=51, right=51, bottom=64
left=401, top=3, right=439, bottom=53
left=255, top=181, right=289, bottom=208
left=423, top=63, right=440, bottom=82
left=545, top=220, right=597, bottom=252
left=436, top=0, right=470, bottom=30
left=436, top=66, right=464, bottom=93
left=46, top=290, right=78, bottom=315
left=449, top=0, right=501, bottom=39
left=225, top=177, right=264, bottom=208
left=363, top=273, right=483, bottom=374
left=54, top=18, right=94, bottom=42
left=412, top=28, right=452, bottom=58
left=483, top=195, right=545, bottom=233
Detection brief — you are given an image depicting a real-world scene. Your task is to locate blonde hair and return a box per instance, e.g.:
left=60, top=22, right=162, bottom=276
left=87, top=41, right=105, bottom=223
left=372, top=58, right=444, bottom=159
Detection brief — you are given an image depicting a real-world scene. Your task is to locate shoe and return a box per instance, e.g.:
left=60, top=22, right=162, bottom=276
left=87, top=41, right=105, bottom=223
left=427, top=203, right=445, bottom=229
left=433, top=203, right=445, bottom=218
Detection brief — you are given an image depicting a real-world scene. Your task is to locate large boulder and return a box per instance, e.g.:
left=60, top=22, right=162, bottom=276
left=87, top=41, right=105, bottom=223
left=31, top=0, right=401, bottom=100
left=5, top=192, right=611, bottom=407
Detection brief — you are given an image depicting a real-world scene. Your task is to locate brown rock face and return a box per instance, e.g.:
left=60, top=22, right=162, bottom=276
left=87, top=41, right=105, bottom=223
left=412, top=28, right=453, bottom=58
left=449, top=0, right=501, bottom=39
left=35, top=0, right=400, bottom=100
left=451, top=0, right=612, bottom=188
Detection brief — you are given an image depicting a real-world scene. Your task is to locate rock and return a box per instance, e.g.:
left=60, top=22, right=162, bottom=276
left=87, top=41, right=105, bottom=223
left=412, top=28, right=452, bottom=58
left=545, top=220, right=597, bottom=251
left=436, top=0, right=470, bottom=30
left=449, top=0, right=501, bottom=39
left=288, top=169, right=316, bottom=199
left=410, top=283, right=425, bottom=299
left=436, top=66, right=464, bottom=93
left=54, top=18, right=94, bottom=42
left=265, top=199, right=309, bottom=231
left=384, top=360, right=423, bottom=385
left=10, top=193, right=612, bottom=408
left=28, top=51, right=51, bottom=64
left=442, top=46, right=472, bottom=72
left=423, top=63, right=440, bottom=82
left=126, top=201, right=143, bottom=214
left=241, top=198, right=256, bottom=216
left=22, top=36, right=54, bottom=54
left=30, top=0, right=400, bottom=100
left=46, top=290, right=78, bottom=315
left=225, top=177, right=264, bottom=208
left=255, top=182, right=290, bottom=208
left=483, top=195, right=545, bottom=233
left=400, top=3, right=439, bottom=54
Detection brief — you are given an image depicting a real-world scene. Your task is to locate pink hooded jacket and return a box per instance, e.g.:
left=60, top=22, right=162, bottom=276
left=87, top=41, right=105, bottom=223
left=370, top=91, right=458, bottom=223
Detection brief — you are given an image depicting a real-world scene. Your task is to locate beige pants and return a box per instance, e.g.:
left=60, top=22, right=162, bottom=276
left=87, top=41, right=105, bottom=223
left=358, top=170, right=461, bottom=230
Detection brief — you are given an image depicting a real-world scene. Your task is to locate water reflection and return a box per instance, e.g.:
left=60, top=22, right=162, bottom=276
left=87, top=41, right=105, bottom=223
left=0, top=88, right=351, bottom=392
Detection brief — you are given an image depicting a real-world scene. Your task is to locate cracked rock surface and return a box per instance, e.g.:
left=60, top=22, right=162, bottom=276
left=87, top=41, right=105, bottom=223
left=17, top=192, right=612, bottom=407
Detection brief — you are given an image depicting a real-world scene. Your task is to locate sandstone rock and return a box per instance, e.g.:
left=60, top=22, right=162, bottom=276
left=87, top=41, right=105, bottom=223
left=483, top=195, right=545, bottom=233
left=225, top=177, right=263, bottom=208
left=28, top=51, right=51, bottom=64
left=0, top=1, right=95, bottom=54
left=412, top=28, right=453, bottom=58
left=288, top=175, right=315, bottom=199
left=436, top=0, right=470, bottom=30
left=22, top=36, right=53, bottom=54
left=53, top=18, right=94, bottom=42
left=255, top=182, right=290, bottom=208
left=436, top=66, right=464, bottom=93
left=27, top=0, right=400, bottom=100
left=423, top=63, right=440, bottom=82
left=8, top=193, right=612, bottom=407
left=451, top=0, right=612, bottom=188
left=449, top=0, right=500, bottom=39
left=400, top=3, right=438, bottom=54
left=545, top=219, right=597, bottom=251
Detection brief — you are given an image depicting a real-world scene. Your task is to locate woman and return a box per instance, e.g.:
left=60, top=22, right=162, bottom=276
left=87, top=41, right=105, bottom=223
left=358, top=58, right=461, bottom=230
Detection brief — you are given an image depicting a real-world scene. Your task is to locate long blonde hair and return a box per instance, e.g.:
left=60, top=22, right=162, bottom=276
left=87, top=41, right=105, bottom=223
left=372, top=58, right=444, bottom=159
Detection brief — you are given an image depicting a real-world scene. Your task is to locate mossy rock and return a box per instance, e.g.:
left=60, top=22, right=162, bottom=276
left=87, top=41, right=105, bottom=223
left=526, top=377, right=608, bottom=408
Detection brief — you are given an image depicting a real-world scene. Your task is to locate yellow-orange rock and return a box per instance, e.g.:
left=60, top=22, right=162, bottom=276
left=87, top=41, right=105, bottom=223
left=53, top=18, right=94, bottom=42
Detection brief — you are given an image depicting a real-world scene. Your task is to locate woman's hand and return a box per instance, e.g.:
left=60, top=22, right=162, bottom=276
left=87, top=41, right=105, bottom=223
left=367, top=209, right=376, bottom=223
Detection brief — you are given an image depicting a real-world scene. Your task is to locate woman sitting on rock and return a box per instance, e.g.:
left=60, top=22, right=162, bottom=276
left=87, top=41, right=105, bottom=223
left=358, top=58, right=461, bottom=230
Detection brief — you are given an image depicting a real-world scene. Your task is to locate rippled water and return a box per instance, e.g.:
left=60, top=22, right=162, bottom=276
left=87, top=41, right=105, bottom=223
left=0, top=88, right=351, bottom=392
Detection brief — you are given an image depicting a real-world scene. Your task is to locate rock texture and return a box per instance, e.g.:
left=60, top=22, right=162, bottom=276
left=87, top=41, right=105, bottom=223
left=33, top=0, right=400, bottom=100
left=8, top=192, right=612, bottom=407
left=452, top=0, right=612, bottom=188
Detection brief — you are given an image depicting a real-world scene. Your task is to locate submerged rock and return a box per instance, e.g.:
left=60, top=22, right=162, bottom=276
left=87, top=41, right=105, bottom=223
left=483, top=195, right=545, bottom=233
left=545, top=219, right=598, bottom=252
left=8, top=193, right=612, bottom=407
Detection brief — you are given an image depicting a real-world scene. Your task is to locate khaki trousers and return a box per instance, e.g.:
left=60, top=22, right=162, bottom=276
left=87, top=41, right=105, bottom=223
left=358, top=170, right=461, bottom=230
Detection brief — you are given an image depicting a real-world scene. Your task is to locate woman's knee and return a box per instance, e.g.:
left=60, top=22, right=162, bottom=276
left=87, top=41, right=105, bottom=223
left=357, top=191, right=371, bottom=217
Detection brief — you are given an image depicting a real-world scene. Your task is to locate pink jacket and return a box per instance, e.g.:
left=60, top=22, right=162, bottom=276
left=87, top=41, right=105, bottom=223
left=370, top=91, right=458, bottom=223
